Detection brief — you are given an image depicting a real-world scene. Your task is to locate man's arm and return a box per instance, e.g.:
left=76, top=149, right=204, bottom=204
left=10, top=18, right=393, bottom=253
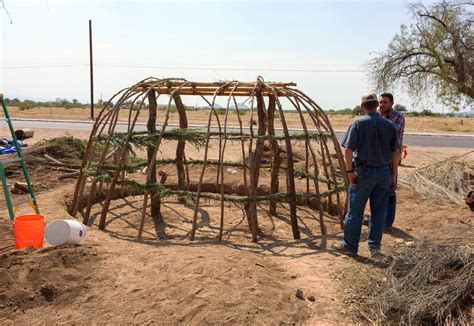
left=344, top=147, right=358, bottom=185
left=390, top=124, right=401, bottom=190
left=394, top=113, right=405, bottom=148
left=391, top=149, right=400, bottom=190
left=342, top=122, right=359, bottom=185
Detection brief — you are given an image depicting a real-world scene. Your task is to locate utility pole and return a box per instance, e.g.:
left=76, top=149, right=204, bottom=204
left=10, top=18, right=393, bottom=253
left=89, top=19, right=94, bottom=119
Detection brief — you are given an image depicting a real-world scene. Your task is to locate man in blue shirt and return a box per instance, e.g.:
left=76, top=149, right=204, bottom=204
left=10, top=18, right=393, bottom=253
left=379, top=93, right=405, bottom=232
left=333, top=93, right=400, bottom=257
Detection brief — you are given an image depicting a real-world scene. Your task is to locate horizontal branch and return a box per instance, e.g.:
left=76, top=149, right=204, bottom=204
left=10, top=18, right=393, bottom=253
left=87, top=158, right=342, bottom=186
left=94, top=129, right=331, bottom=150
left=85, top=174, right=345, bottom=203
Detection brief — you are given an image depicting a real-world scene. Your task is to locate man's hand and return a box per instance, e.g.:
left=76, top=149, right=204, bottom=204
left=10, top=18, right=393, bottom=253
left=392, top=172, right=398, bottom=191
left=348, top=172, right=358, bottom=185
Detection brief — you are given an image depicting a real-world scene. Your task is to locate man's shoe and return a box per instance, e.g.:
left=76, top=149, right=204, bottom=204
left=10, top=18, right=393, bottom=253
left=383, top=225, right=393, bottom=234
left=369, top=250, right=392, bottom=264
left=332, top=242, right=357, bottom=257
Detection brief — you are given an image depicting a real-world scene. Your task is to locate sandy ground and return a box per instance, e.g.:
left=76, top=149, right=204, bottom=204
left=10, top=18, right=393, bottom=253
left=0, top=129, right=472, bottom=324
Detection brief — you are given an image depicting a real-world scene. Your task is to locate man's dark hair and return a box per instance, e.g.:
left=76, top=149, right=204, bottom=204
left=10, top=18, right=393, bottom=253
left=362, top=101, right=379, bottom=111
left=380, top=92, right=394, bottom=103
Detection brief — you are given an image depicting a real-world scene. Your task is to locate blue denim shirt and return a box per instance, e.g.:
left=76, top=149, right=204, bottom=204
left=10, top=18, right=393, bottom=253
left=342, top=112, right=398, bottom=167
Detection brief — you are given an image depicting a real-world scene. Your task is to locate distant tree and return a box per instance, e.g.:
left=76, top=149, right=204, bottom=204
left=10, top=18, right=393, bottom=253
left=367, top=1, right=473, bottom=111
left=72, top=99, right=79, bottom=104
left=420, top=109, right=441, bottom=116
left=352, top=105, right=362, bottom=115
left=394, top=104, right=407, bottom=112
left=18, top=99, right=36, bottom=111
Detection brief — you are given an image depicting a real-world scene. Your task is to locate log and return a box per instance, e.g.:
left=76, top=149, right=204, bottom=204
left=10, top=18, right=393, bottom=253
left=14, top=182, right=30, bottom=192
left=15, top=129, right=34, bottom=140
left=59, top=172, right=80, bottom=180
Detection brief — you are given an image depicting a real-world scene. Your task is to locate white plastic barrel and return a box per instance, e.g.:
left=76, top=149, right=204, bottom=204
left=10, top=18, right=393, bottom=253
left=45, top=220, right=87, bottom=246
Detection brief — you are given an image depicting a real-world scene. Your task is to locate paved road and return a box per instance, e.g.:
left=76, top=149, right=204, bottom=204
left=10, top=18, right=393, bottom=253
left=7, top=119, right=474, bottom=149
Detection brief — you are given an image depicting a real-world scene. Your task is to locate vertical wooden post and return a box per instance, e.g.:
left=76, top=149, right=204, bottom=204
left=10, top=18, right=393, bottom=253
left=271, top=89, right=300, bottom=240
left=248, top=88, right=267, bottom=242
left=218, top=86, right=237, bottom=241
left=267, top=94, right=282, bottom=216
left=173, top=94, right=188, bottom=192
left=191, top=83, right=231, bottom=240
left=147, top=90, right=160, bottom=218
left=89, top=19, right=94, bottom=119
left=285, top=92, right=326, bottom=235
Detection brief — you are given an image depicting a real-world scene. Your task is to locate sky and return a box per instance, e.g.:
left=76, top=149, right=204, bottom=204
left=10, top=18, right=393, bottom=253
left=0, top=0, right=442, bottom=111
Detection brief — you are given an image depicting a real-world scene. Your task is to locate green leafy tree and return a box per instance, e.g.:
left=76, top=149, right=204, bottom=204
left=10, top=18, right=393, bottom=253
left=352, top=105, right=362, bottom=115
left=394, top=104, right=407, bottom=112
left=367, top=1, right=473, bottom=111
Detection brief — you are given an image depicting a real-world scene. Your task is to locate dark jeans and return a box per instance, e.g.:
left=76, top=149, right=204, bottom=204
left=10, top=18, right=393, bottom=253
left=385, top=190, right=396, bottom=227
left=343, top=166, right=391, bottom=253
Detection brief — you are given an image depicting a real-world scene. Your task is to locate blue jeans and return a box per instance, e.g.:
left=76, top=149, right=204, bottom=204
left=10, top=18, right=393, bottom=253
left=343, top=167, right=391, bottom=253
left=385, top=190, right=396, bottom=227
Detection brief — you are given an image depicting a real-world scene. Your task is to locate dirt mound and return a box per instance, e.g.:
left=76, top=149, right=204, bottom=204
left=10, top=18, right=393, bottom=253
left=0, top=223, right=14, bottom=254
left=0, top=245, right=101, bottom=317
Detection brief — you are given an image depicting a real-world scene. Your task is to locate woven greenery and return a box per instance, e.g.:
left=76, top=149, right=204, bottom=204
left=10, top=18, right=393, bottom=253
left=87, top=158, right=342, bottom=186
left=94, top=128, right=331, bottom=150
left=86, top=171, right=344, bottom=203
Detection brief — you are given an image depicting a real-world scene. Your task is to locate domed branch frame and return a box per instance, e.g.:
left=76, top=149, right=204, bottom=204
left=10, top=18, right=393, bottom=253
left=69, top=77, right=348, bottom=242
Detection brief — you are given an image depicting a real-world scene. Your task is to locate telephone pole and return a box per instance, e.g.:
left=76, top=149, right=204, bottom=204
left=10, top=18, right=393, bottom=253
left=89, top=19, right=94, bottom=119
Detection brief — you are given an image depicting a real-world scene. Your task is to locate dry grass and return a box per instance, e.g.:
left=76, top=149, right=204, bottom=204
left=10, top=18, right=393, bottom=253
left=399, top=151, right=474, bottom=204
left=338, top=243, right=473, bottom=325
left=6, top=106, right=474, bottom=134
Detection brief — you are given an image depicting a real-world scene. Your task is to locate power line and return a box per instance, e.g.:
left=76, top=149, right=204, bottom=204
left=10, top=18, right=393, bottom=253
left=0, top=63, right=363, bottom=73
left=0, top=64, right=88, bottom=69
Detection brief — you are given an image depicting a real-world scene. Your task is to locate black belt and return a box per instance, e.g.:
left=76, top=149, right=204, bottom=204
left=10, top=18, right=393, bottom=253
left=354, top=160, right=390, bottom=168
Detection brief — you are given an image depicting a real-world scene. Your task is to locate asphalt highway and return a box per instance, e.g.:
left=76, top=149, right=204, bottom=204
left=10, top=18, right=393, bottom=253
left=7, top=119, right=474, bottom=149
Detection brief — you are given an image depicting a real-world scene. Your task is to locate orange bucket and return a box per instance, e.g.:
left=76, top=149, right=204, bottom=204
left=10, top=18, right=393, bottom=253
left=14, top=215, right=45, bottom=249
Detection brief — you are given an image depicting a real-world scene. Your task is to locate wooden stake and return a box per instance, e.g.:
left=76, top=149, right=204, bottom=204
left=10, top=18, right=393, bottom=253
left=267, top=94, right=282, bottom=216
left=268, top=86, right=300, bottom=240
left=173, top=94, right=188, bottom=192
left=147, top=90, right=160, bottom=217
left=248, top=87, right=267, bottom=242
left=218, top=84, right=238, bottom=241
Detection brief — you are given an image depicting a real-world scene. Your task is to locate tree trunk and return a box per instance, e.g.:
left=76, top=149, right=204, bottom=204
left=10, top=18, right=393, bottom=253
left=248, top=89, right=267, bottom=242
left=147, top=90, right=160, bottom=218
left=173, top=94, right=188, bottom=192
left=267, top=94, right=282, bottom=215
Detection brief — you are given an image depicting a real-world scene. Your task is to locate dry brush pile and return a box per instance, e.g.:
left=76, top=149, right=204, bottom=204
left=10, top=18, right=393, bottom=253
left=2, top=136, right=87, bottom=191
left=400, top=151, right=474, bottom=204
left=338, top=243, right=473, bottom=325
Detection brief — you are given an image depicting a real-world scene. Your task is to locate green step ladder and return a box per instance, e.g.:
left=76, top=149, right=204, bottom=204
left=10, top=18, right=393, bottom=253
left=0, top=93, right=40, bottom=221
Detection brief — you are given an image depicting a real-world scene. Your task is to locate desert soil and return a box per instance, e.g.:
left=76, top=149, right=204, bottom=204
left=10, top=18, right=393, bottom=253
left=0, top=129, right=472, bottom=324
